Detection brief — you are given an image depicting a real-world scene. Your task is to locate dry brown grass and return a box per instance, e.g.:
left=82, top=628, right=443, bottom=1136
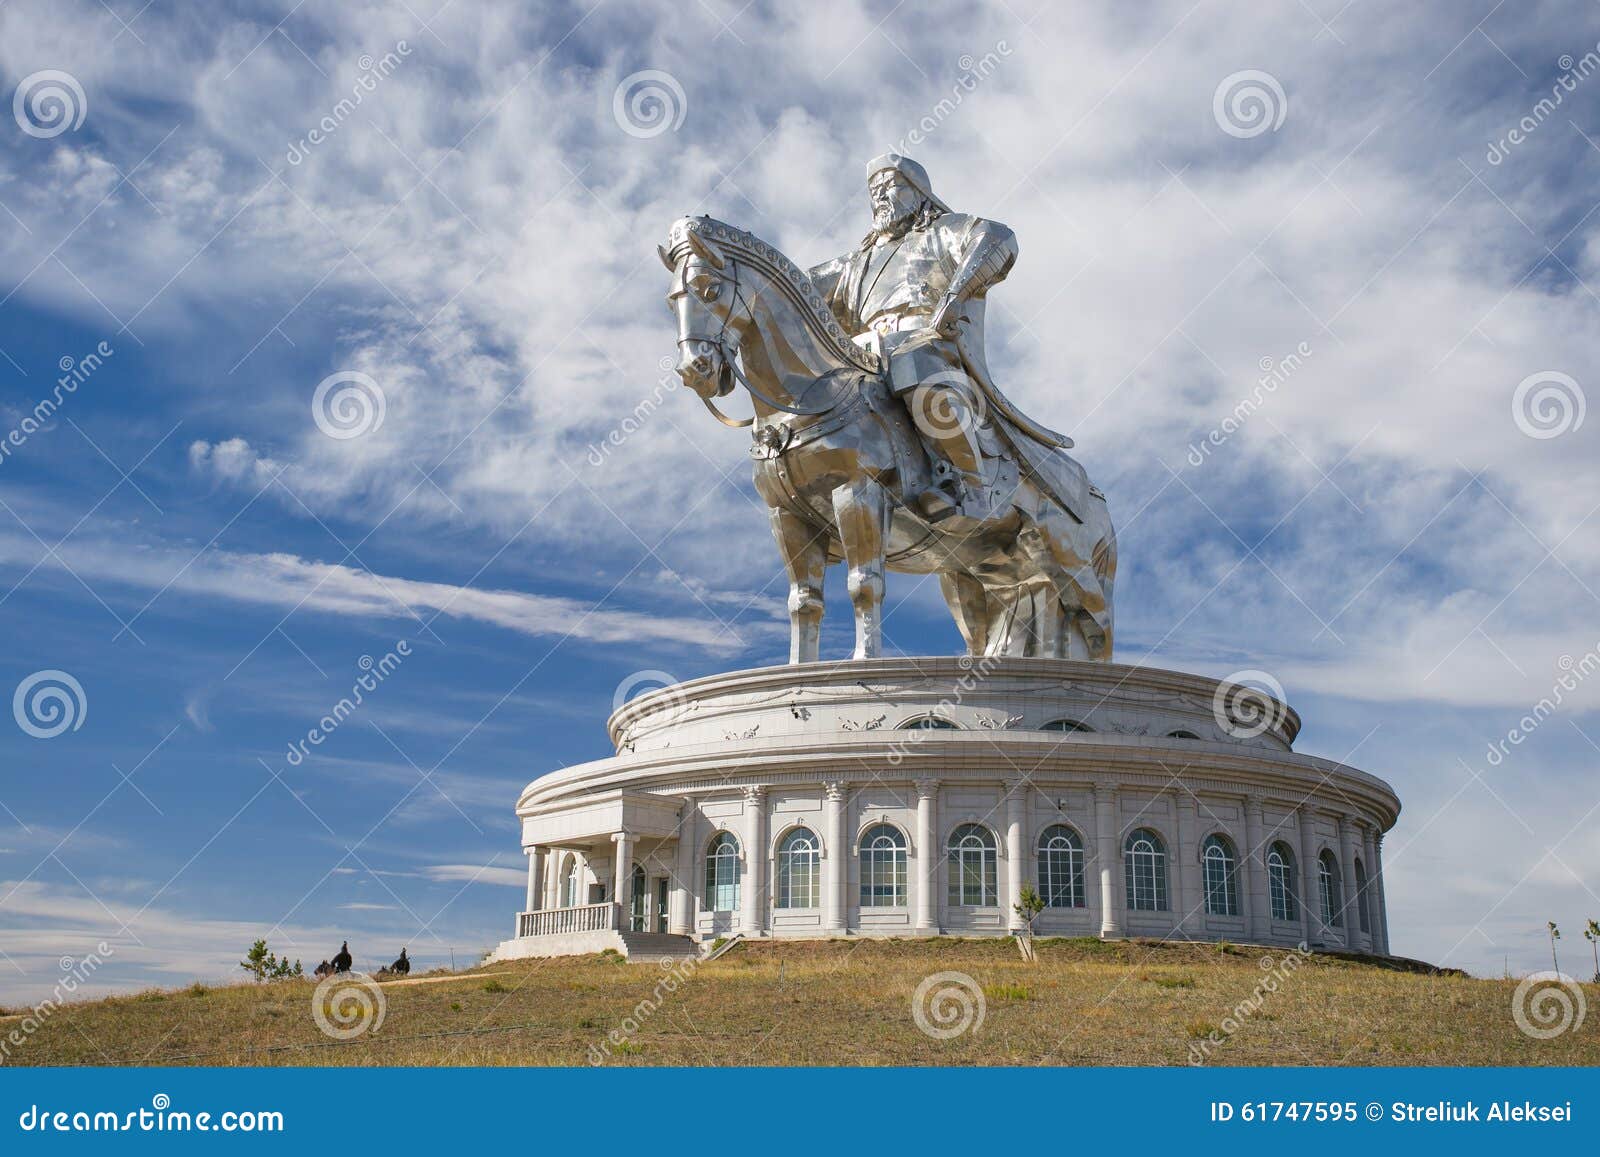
left=7, top=938, right=1597, bottom=1067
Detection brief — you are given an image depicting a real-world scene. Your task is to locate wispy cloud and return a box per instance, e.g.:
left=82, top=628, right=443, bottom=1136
left=0, top=526, right=742, bottom=652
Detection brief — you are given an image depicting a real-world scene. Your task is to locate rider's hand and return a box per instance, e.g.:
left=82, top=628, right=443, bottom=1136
left=930, top=292, right=962, bottom=337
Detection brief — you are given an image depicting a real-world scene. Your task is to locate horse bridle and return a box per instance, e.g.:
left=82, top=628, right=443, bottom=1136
left=674, top=255, right=838, bottom=428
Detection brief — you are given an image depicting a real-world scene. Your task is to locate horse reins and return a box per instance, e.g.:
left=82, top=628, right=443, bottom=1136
left=676, top=255, right=841, bottom=428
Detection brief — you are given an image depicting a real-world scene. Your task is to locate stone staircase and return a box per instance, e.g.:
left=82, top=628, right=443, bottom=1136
left=616, top=930, right=700, bottom=961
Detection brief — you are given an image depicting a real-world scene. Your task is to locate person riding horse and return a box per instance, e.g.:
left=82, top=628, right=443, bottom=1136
left=806, top=153, right=1073, bottom=523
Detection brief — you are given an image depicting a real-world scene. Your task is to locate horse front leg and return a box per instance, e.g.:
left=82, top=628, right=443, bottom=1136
left=769, top=506, right=828, bottom=664
left=832, top=478, right=887, bottom=660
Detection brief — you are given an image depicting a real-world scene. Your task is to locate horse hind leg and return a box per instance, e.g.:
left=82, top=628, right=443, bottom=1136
left=769, top=507, right=828, bottom=664
left=939, top=571, right=990, bottom=657
left=831, top=478, right=888, bottom=660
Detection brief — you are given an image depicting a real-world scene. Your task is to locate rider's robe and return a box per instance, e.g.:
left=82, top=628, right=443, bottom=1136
left=807, top=213, right=1098, bottom=528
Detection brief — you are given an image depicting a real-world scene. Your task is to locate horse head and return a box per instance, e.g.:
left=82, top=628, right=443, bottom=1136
left=661, top=220, right=739, bottom=401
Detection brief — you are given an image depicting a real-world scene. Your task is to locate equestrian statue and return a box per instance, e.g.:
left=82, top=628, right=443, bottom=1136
left=662, top=153, right=1116, bottom=664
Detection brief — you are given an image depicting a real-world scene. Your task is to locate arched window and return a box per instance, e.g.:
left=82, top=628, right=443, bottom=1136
left=1354, top=857, right=1370, bottom=934
left=1124, top=828, right=1169, bottom=911
left=1319, top=850, right=1343, bottom=928
left=859, top=823, right=907, bottom=908
left=1042, top=718, right=1093, bottom=733
left=629, top=863, right=647, bottom=931
left=775, top=827, right=820, bottom=909
left=1037, top=825, right=1085, bottom=908
left=1201, top=834, right=1238, bottom=916
left=902, top=715, right=959, bottom=730
left=1268, top=842, right=1297, bottom=922
left=704, top=832, right=741, bottom=913
left=1167, top=729, right=1201, bottom=740
left=947, top=823, right=997, bottom=907
left=560, top=855, right=580, bottom=908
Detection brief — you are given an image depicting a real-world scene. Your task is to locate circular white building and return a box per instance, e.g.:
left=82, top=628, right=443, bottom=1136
left=491, top=657, right=1397, bottom=961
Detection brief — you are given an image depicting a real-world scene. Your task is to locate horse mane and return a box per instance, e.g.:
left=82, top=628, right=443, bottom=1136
left=666, top=216, right=879, bottom=376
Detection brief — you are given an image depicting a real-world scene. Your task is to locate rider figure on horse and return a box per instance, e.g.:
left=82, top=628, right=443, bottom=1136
left=807, top=153, right=1073, bottom=522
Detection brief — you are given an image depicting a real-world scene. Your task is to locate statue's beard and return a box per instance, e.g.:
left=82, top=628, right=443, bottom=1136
left=872, top=204, right=917, bottom=241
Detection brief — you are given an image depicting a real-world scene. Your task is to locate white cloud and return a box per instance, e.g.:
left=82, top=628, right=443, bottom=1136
left=422, top=864, right=524, bottom=888
left=0, top=524, right=743, bottom=652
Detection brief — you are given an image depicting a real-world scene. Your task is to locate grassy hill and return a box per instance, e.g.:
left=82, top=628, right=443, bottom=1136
left=4, top=938, right=1596, bottom=1066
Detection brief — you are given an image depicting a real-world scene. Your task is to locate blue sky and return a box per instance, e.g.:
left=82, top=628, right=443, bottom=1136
left=1, top=0, right=1598, bottom=1002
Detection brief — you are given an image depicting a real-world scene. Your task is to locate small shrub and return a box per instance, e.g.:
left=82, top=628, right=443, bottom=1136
left=577, top=1017, right=600, bottom=1028
left=1184, top=1020, right=1215, bottom=1039
left=240, top=939, right=302, bottom=982
left=186, top=983, right=209, bottom=998
left=983, top=982, right=1030, bottom=1001
left=615, top=1040, right=644, bottom=1056
left=449, top=1002, right=462, bottom=1012
left=1143, top=973, right=1196, bottom=989
left=482, top=979, right=510, bottom=994
left=134, top=990, right=167, bottom=1003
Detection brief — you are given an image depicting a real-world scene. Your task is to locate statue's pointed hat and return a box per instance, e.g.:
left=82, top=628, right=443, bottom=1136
left=867, top=153, right=951, bottom=213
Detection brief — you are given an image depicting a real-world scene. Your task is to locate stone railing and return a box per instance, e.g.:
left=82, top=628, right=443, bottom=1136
left=517, top=902, right=618, bottom=938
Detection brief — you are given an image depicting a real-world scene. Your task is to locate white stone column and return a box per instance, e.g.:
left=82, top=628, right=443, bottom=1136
left=742, top=786, right=767, bottom=937
left=1296, top=808, right=1318, bottom=946
left=1337, top=815, right=1359, bottom=951
left=1175, top=793, right=1200, bottom=936
left=612, top=832, right=634, bottom=931
left=823, top=781, right=847, bottom=933
left=525, top=845, right=545, bottom=912
left=1373, top=831, right=1391, bottom=955
left=1360, top=823, right=1378, bottom=953
left=1095, top=784, right=1123, bottom=938
left=1244, top=795, right=1268, bottom=943
left=542, top=849, right=558, bottom=909
left=914, top=778, right=939, bottom=934
left=1005, top=782, right=1026, bottom=932
left=670, top=803, right=697, bottom=936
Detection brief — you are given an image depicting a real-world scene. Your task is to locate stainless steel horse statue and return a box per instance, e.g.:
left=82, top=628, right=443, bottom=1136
left=663, top=214, right=1116, bottom=664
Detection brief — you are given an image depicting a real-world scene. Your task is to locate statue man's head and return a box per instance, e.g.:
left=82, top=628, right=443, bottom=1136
left=865, top=153, right=949, bottom=240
